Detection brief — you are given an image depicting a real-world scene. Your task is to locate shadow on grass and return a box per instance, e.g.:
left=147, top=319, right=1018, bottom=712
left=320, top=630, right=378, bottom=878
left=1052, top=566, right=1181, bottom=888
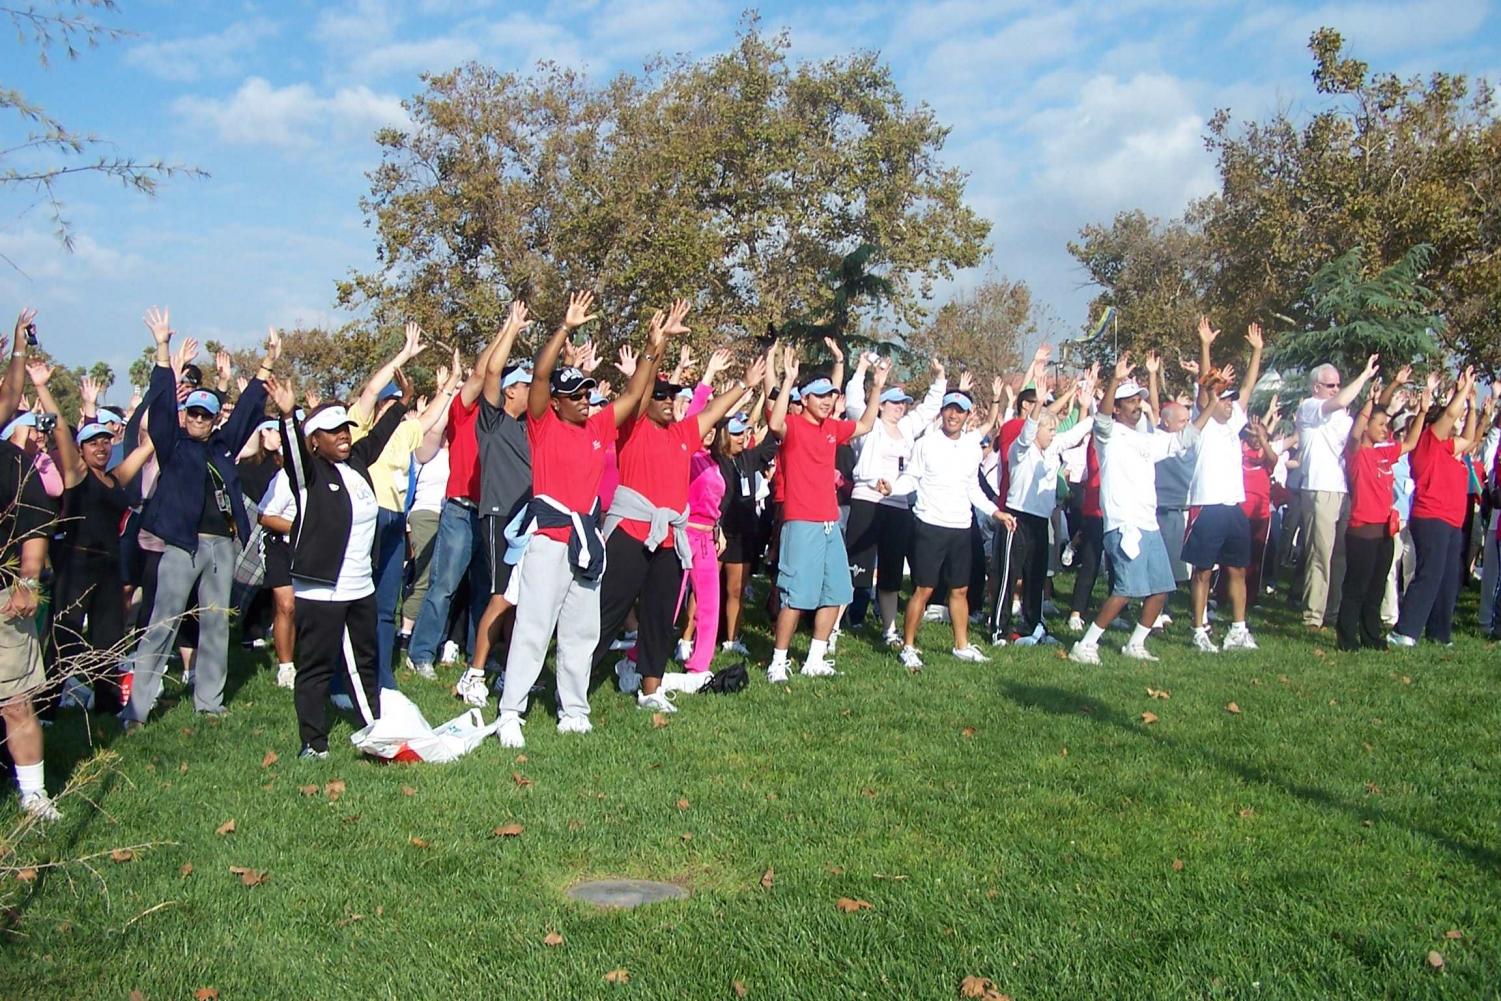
left=999, top=680, right=1501, bottom=875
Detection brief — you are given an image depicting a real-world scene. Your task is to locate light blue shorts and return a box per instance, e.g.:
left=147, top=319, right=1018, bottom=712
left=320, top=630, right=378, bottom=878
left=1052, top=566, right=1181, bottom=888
left=777, top=520, right=855, bottom=611
left=1104, top=528, right=1176, bottom=598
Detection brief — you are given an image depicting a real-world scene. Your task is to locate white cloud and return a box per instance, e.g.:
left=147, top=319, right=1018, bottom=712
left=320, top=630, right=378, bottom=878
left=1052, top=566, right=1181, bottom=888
left=173, top=77, right=410, bottom=151
left=351, top=35, right=481, bottom=78
left=1236, top=0, right=1489, bottom=55
left=124, top=18, right=280, bottom=83
left=0, top=227, right=142, bottom=282
left=314, top=0, right=400, bottom=51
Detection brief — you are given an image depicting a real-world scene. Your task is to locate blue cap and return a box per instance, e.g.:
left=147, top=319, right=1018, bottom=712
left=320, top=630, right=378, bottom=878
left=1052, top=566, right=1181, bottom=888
left=789, top=387, right=802, bottom=403
left=940, top=392, right=973, bottom=412
left=880, top=387, right=913, bottom=404
left=800, top=377, right=836, bottom=397
left=725, top=415, right=750, bottom=434
left=257, top=419, right=279, bottom=433
left=675, top=386, right=694, bottom=401
left=97, top=407, right=125, bottom=425
left=2, top=412, right=36, bottom=439
left=588, top=390, right=607, bottom=406
left=182, top=390, right=221, bottom=416
left=377, top=381, right=402, bottom=402
left=77, top=423, right=113, bottom=444
left=502, top=364, right=533, bottom=390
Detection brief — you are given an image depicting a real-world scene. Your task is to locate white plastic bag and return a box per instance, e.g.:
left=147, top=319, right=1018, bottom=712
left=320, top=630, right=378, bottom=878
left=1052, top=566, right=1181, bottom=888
left=349, top=689, right=498, bottom=763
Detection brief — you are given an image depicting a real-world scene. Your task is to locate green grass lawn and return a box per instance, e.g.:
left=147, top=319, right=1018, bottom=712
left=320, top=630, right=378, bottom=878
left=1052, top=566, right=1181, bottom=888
left=4, top=582, right=1500, bottom=1000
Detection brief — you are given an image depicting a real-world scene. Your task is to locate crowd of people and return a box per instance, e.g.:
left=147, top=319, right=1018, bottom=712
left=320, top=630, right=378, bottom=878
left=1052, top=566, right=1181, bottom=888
left=3, top=300, right=1498, bottom=821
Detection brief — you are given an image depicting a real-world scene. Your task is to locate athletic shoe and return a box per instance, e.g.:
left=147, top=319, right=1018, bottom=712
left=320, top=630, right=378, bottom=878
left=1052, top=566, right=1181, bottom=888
left=951, top=645, right=989, bottom=663
left=989, top=632, right=1009, bottom=648
left=1191, top=629, right=1220, bottom=654
left=275, top=664, right=297, bottom=690
left=557, top=714, right=593, bottom=735
left=675, top=639, right=693, bottom=662
left=1068, top=642, right=1101, bottom=665
left=410, top=661, right=437, bottom=681
left=1153, top=613, right=1173, bottom=630
left=329, top=694, right=355, bottom=712
left=637, top=690, right=677, bottom=713
left=181, top=669, right=195, bottom=688
left=800, top=659, right=837, bottom=677
left=1222, top=627, right=1259, bottom=651
left=720, top=639, right=749, bottom=656
left=297, top=745, right=329, bottom=761
left=609, top=636, right=635, bottom=651
left=454, top=671, right=488, bottom=708
left=1061, top=543, right=1075, bottom=568
left=922, top=606, right=951, bottom=623
left=497, top=713, right=524, bottom=747
left=20, top=791, right=61, bottom=823
left=1386, top=631, right=1416, bottom=648
left=615, top=658, right=642, bottom=694
left=440, top=640, right=461, bottom=665
left=883, top=626, right=902, bottom=650
left=827, top=628, right=841, bottom=655
left=767, top=662, right=790, bottom=684
left=659, top=671, right=712, bottom=695
left=1121, top=643, right=1159, bottom=662
left=899, top=645, right=924, bottom=670
left=1067, top=612, right=1085, bottom=634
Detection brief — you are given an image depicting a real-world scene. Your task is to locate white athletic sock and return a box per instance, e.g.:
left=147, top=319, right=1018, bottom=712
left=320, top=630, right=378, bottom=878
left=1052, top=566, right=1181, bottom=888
left=1082, top=623, right=1105, bottom=646
left=279, top=661, right=295, bottom=672
left=805, top=639, right=829, bottom=665
left=1130, top=623, right=1152, bottom=647
left=769, top=648, right=789, bottom=668
left=463, top=666, right=484, bottom=680
left=1231, top=620, right=1247, bottom=631
left=15, top=761, right=44, bottom=797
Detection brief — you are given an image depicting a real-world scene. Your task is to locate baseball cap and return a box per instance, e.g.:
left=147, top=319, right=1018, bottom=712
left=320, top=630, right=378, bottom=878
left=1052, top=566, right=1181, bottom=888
left=724, top=413, right=751, bottom=434
left=2, top=412, right=36, bottom=439
left=76, top=423, right=113, bottom=444
left=501, top=364, right=533, bottom=390
left=1218, top=386, right=1239, bottom=400
left=1113, top=379, right=1148, bottom=401
left=880, top=387, right=914, bottom=404
left=256, top=419, right=280, bottom=433
left=180, top=363, right=204, bottom=388
left=675, top=386, right=694, bottom=401
left=588, top=390, right=607, bottom=406
left=182, top=390, right=221, bottom=416
left=800, top=377, right=836, bottom=397
left=377, top=381, right=402, bottom=402
left=303, top=404, right=357, bottom=435
left=652, top=379, right=684, bottom=401
left=97, top=407, right=125, bottom=425
left=940, top=391, right=973, bottom=412
left=550, top=366, right=596, bottom=396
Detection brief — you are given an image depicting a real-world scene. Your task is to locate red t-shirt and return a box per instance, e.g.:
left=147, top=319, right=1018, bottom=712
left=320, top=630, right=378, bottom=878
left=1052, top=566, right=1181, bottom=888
left=614, top=415, right=701, bottom=545
left=779, top=414, right=856, bottom=522
left=1239, top=442, right=1274, bottom=521
left=1348, top=440, right=1401, bottom=529
left=995, top=417, right=1025, bottom=503
left=528, top=404, right=619, bottom=542
left=444, top=394, right=482, bottom=501
left=1081, top=436, right=1101, bottom=519
left=1409, top=427, right=1468, bottom=527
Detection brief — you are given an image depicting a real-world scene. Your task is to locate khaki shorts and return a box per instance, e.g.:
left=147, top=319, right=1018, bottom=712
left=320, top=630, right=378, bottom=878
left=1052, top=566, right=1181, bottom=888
left=0, top=612, right=45, bottom=702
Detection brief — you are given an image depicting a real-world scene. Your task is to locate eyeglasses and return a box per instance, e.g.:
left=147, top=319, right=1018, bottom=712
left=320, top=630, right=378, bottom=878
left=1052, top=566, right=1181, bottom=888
left=559, top=389, right=590, bottom=401
left=1319, top=381, right=1340, bottom=389
left=184, top=408, right=215, bottom=421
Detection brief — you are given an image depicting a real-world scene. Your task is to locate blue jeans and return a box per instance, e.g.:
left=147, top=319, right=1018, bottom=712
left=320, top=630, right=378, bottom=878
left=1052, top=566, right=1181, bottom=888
left=407, top=499, right=490, bottom=666
left=373, top=507, right=407, bottom=689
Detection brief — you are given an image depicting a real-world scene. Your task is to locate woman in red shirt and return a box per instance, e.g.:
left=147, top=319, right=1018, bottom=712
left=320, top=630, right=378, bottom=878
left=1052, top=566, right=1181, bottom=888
left=1390, top=369, right=1477, bottom=648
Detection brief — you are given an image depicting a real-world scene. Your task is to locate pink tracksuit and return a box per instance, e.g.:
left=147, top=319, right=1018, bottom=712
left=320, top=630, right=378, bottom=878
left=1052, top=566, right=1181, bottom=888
left=682, top=448, right=726, bottom=672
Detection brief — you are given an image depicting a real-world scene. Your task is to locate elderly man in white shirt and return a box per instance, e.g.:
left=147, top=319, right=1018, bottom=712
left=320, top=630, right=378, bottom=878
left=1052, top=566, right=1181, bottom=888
left=886, top=390, right=1015, bottom=670
left=1070, top=353, right=1217, bottom=665
left=1294, top=357, right=1380, bottom=628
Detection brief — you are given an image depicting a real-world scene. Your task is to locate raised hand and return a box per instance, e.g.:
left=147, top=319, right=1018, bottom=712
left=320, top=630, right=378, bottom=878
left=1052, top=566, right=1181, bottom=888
left=79, top=375, right=99, bottom=406
left=930, top=356, right=945, bottom=381
left=1425, top=369, right=1442, bottom=395
left=394, top=366, right=413, bottom=400
left=304, top=388, right=323, bottom=411
left=1362, top=353, right=1380, bottom=380
left=597, top=379, right=613, bottom=398
left=236, top=376, right=249, bottom=394
left=400, top=321, right=426, bottom=362
left=1197, top=315, right=1220, bottom=345
left=143, top=306, right=171, bottom=345
left=822, top=336, right=844, bottom=362
left=263, top=327, right=282, bottom=364
left=616, top=344, right=639, bottom=378
left=957, top=370, right=974, bottom=393
left=1221, top=363, right=1236, bottom=386
left=871, top=357, right=893, bottom=387
left=744, top=354, right=767, bottom=389
left=704, top=348, right=732, bottom=383
left=780, top=343, right=800, bottom=383
left=564, top=290, right=598, bottom=330
left=576, top=339, right=600, bottom=374
left=662, top=300, right=691, bottom=337
left=992, top=375, right=1004, bottom=400
left=1389, top=389, right=1409, bottom=413
left=24, top=360, right=52, bottom=386
left=1114, top=351, right=1133, bottom=380
left=216, top=349, right=233, bottom=382
left=503, top=300, right=532, bottom=336
left=174, top=337, right=200, bottom=373
left=128, top=387, right=143, bottom=411
left=1178, top=355, right=1200, bottom=376
left=1144, top=350, right=1161, bottom=375
left=435, top=364, right=451, bottom=390
left=266, top=375, right=296, bottom=416
left=1245, top=322, right=1263, bottom=350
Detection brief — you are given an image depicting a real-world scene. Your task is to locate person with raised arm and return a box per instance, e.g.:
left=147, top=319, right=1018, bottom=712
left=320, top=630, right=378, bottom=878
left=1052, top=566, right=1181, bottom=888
left=493, top=291, right=656, bottom=748
left=984, top=343, right=1052, bottom=644
left=1069, top=351, right=1218, bottom=665
left=764, top=343, right=890, bottom=682
left=122, top=310, right=276, bottom=728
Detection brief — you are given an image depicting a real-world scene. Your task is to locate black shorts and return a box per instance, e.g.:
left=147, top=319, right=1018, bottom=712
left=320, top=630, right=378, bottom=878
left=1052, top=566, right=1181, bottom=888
left=909, top=520, right=972, bottom=589
left=845, top=499, right=913, bottom=592
left=1182, top=504, right=1252, bottom=570
left=721, top=531, right=750, bottom=565
left=482, top=516, right=515, bottom=596
left=263, top=535, right=292, bottom=589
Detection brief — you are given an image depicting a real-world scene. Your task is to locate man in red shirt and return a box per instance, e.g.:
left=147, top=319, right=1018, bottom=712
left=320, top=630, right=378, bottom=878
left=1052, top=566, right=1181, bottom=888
left=495, top=291, right=657, bottom=749
left=766, top=343, right=890, bottom=682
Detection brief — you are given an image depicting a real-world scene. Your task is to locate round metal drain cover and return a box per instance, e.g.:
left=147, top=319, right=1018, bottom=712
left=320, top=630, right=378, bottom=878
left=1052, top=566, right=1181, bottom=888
left=567, top=879, right=688, bottom=908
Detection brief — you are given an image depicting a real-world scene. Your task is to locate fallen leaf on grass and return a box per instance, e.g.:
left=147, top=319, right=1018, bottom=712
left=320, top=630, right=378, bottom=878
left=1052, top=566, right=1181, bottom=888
left=408, top=836, right=430, bottom=849
left=1146, top=688, right=1171, bottom=700
left=1426, top=950, right=1445, bottom=970
left=299, top=784, right=319, bottom=796
left=228, top=866, right=268, bottom=886
left=860, top=787, right=877, bottom=799
left=1398, top=674, right=1412, bottom=685
left=543, top=930, right=564, bottom=947
left=651, top=712, right=669, bottom=729
left=676, top=798, right=690, bottom=811
left=1226, top=702, right=1241, bottom=715
left=680, top=832, right=693, bottom=842
left=1140, top=712, right=1159, bottom=725
left=512, top=772, right=533, bottom=789
left=215, top=818, right=236, bottom=837
left=960, top=726, right=976, bottom=738
left=335, top=911, right=364, bottom=928
left=835, top=897, right=873, bottom=913
left=1171, top=858, right=1184, bottom=872
left=514, top=754, right=528, bottom=764
left=567, top=818, right=584, bottom=832
left=760, top=868, right=774, bottom=890
left=492, top=823, right=524, bottom=838
left=1059, top=746, right=1068, bottom=758
left=1365, top=782, right=1383, bottom=796
left=110, top=849, right=135, bottom=864
left=401, top=786, right=416, bottom=797
left=15, top=868, right=36, bottom=883
left=733, top=980, right=748, bottom=998
left=179, top=761, right=189, bottom=774
left=261, top=750, right=278, bottom=769
left=324, top=779, right=347, bottom=802
left=1312, top=647, right=1326, bottom=659
left=341, top=814, right=361, bottom=826
left=603, top=968, right=630, bottom=985
left=959, top=975, right=1012, bottom=1000
left=825, top=865, right=845, bottom=875
left=179, top=863, right=194, bottom=877
left=1444, top=929, right=1463, bottom=940
left=1238, top=807, right=1256, bottom=819
left=193, top=990, right=219, bottom=1001
left=129, top=992, right=146, bottom=1001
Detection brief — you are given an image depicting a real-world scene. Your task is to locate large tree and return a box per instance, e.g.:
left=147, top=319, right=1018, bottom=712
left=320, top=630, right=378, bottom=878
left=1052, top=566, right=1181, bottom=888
left=905, top=273, right=1049, bottom=387
left=338, top=17, right=989, bottom=360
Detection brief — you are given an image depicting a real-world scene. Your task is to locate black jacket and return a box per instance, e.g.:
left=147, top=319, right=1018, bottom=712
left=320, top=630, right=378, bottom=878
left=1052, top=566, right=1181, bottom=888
left=281, top=403, right=408, bottom=587
left=716, top=432, right=780, bottom=540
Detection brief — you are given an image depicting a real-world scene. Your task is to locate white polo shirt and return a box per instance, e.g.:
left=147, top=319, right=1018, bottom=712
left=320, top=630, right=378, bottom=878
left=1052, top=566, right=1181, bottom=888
left=1296, top=396, right=1354, bottom=494
left=1188, top=403, right=1248, bottom=507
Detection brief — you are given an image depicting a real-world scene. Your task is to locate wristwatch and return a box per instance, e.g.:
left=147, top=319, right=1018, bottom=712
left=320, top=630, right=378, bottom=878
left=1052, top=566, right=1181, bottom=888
left=14, top=577, right=39, bottom=591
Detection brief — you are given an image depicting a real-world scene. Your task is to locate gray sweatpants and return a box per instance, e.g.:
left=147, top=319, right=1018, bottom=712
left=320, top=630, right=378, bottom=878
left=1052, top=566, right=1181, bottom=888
left=125, top=534, right=237, bottom=722
left=498, top=536, right=600, bottom=721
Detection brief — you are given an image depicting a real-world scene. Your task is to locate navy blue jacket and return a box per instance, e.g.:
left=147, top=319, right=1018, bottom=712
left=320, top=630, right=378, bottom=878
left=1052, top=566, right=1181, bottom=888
left=140, top=363, right=267, bottom=553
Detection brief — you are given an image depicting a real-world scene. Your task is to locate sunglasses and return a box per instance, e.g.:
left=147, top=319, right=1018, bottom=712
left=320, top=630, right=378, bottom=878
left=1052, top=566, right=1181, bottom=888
left=1319, top=381, right=1340, bottom=388
left=184, top=408, right=216, bottom=420
left=557, top=389, right=590, bottom=401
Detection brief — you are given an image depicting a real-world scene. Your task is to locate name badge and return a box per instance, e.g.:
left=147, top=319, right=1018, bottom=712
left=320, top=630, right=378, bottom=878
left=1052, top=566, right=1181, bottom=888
left=739, top=475, right=751, bottom=495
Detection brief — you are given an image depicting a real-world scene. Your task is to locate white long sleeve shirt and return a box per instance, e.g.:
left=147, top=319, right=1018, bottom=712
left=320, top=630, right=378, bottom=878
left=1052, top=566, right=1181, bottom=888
left=1004, top=417, right=1093, bottom=518
left=1094, top=411, right=1201, bottom=553
left=891, top=428, right=999, bottom=529
left=848, top=376, right=946, bottom=507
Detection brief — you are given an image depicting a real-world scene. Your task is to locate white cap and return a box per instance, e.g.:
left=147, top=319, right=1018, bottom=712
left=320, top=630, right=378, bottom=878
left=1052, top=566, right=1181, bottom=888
left=303, top=404, right=356, bottom=435
left=1113, top=379, right=1147, bottom=401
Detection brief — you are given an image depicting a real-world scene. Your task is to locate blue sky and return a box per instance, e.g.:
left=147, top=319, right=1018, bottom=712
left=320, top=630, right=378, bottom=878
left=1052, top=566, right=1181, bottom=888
left=3, top=0, right=1496, bottom=390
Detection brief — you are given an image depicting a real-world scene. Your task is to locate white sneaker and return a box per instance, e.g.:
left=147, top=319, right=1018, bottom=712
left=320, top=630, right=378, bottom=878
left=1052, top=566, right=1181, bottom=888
left=1067, top=613, right=1085, bottom=634
left=951, top=645, right=989, bottom=663
left=454, top=671, right=488, bottom=708
left=989, top=632, right=1009, bottom=648
left=675, top=639, right=693, bottom=662
left=615, top=658, right=642, bottom=694
left=410, top=661, right=437, bottom=680
left=882, top=626, right=902, bottom=649
left=800, top=659, right=837, bottom=677
left=720, top=639, right=749, bottom=656
left=1191, top=629, right=1220, bottom=654
left=1153, top=613, right=1173, bottom=630
left=767, top=661, right=790, bottom=684
left=1121, top=643, right=1159, bottom=662
left=610, top=636, right=634, bottom=651
left=20, top=791, right=61, bottom=823
left=556, top=714, right=593, bottom=735
left=1222, top=627, right=1259, bottom=651
left=899, top=645, right=924, bottom=670
left=275, top=664, right=297, bottom=690
left=827, top=628, right=841, bottom=655
left=497, top=713, right=525, bottom=748
left=659, top=671, right=712, bottom=695
left=440, top=640, right=461, bottom=665
left=329, top=693, right=355, bottom=712
left=1061, top=543, right=1076, bottom=568
left=1068, top=642, right=1101, bottom=665
left=1387, top=631, right=1416, bottom=648
left=922, top=606, right=950, bottom=623
left=637, top=690, right=677, bottom=713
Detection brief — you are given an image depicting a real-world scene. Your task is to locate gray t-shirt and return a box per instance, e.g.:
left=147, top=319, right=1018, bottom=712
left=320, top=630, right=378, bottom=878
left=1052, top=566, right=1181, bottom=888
left=477, top=397, right=532, bottom=521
